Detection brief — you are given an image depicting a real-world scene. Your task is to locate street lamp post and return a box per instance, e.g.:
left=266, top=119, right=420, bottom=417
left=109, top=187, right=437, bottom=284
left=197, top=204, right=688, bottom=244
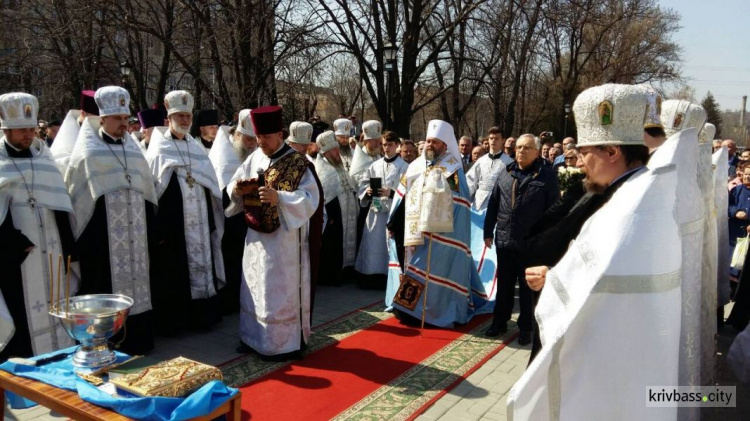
left=383, top=42, right=398, bottom=130
left=119, top=61, right=132, bottom=87
left=564, top=103, right=571, bottom=137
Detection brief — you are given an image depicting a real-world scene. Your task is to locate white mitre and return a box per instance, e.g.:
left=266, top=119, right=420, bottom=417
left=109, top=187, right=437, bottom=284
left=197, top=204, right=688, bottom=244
left=333, top=118, right=351, bottom=136
left=316, top=130, right=339, bottom=153
left=0, top=92, right=38, bottom=129
left=699, top=122, right=716, bottom=144
left=660, top=99, right=707, bottom=137
left=236, top=109, right=255, bottom=137
left=573, top=83, right=654, bottom=147
left=164, top=90, right=194, bottom=116
left=287, top=121, right=313, bottom=145
left=94, top=86, right=130, bottom=117
left=425, top=119, right=461, bottom=162
left=362, top=120, right=382, bottom=140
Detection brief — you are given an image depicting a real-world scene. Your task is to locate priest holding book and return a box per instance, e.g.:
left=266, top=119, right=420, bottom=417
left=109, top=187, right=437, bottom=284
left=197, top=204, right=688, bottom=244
left=227, top=106, right=323, bottom=361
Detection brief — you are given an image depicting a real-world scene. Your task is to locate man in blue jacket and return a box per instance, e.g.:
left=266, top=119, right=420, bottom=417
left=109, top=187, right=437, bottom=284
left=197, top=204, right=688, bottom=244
left=483, top=134, right=560, bottom=344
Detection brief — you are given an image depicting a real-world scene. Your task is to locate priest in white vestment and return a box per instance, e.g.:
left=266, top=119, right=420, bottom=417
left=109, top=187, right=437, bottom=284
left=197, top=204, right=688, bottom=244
left=314, top=131, right=359, bottom=286
left=662, top=101, right=720, bottom=395
left=333, top=118, right=354, bottom=171
left=0, top=93, right=76, bottom=358
left=50, top=90, right=100, bottom=172
left=208, top=124, right=246, bottom=315
left=226, top=106, right=322, bottom=360
left=65, top=87, right=159, bottom=355
left=145, top=90, right=225, bottom=335
left=465, top=126, right=514, bottom=302
left=349, top=120, right=383, bottom=186
left=355, top=130, right=408, bottom=288
left=285, top=121, right=326, bottom=318
left=385, top=120, right=489, bottom=326
left=508, top=84, right=682, bottom=420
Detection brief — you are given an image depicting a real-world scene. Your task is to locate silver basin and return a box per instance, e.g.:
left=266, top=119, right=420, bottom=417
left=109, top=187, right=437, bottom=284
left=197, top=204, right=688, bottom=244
left=49, top=294, right=133, bottom=368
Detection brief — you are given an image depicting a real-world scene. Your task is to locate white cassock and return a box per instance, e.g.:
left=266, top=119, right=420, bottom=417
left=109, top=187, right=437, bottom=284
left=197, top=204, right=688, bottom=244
left=508, top=160, right=681, bottom=419
left=49, top=110, right=90, bottom=172
left=465, top=152, right=513, bottom=211
left=355, top=155, right=408, bottom=276
left=349, top=144, right=380, bottom=187
left=208, top=126, right=241, bottom=191
left=145, top=128, right=226, bottom=299
left=713, top=146, right=731, bottom=308
left=226, top=147, right=319, bottom=355
left=649, top=129, right=703, bottom=420
left=65, top=119, right=157, bottom=316
left=315, top=155, right=359, bottom=266
left=696, top=141, right=718, bottom=388
left=0, top=138, right=76, bottom=354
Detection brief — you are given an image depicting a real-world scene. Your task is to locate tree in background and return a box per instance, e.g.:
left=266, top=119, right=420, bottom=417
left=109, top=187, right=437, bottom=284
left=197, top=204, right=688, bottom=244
left=701, top=91, right=723, bottom=138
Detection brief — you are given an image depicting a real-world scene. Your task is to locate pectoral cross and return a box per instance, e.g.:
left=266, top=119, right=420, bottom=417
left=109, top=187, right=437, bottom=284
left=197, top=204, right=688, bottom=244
left=125, top=173, right=132, bottom=185
left=28, top=196, right=36, bottom=209
left=186, top=173, right=196, bottom=188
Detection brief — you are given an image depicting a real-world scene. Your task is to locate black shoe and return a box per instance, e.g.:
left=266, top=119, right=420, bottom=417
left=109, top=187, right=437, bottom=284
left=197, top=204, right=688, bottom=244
left=518, top=331, right=532, bottom=346
left=236, top=343, right=255, bottom=354
left=260, top=350, right=304, bottom=362
left=485, top=322, right=508, bottom=337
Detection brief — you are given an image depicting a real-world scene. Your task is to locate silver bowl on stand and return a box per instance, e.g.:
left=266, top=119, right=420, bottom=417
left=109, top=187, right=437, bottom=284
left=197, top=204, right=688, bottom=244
left=49, top=294, right=134, bottom=368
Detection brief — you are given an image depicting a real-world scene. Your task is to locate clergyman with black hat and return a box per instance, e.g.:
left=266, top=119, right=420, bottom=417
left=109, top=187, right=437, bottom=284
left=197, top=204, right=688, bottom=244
left=144, top=90, right=226, bottom=335
left=226, top=105, right=324, bottom=361
left=63, top=86, right=159, bottom=354
left=193, top=109, right=219, bottom=152
left=135, top=108, right=166, bottom=153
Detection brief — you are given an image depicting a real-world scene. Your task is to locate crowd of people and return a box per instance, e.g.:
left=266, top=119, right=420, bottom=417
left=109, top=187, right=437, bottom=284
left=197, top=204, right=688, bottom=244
left=1, top=80, right=749, bottom=418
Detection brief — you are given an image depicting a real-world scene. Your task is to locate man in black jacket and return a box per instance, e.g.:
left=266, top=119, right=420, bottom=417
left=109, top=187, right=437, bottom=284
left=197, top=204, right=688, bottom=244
left=483, top=134, right=559, bottom=344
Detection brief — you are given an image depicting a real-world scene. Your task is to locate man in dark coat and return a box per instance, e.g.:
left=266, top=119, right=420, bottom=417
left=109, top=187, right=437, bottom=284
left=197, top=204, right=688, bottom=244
left=483, top=134, right=559, bottom=345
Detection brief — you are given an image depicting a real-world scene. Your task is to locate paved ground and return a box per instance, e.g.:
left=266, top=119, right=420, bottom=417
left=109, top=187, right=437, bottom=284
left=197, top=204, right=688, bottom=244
left=4, top=284, right=747, bottom=420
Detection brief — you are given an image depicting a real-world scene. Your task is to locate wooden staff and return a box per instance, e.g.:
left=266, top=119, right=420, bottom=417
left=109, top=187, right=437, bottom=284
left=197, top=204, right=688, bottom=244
left=56, top=254, right=62, bottom=314
left=420, top=234, right=434, bottom=336
left=48, top=253, right=54, bottom=311
left=65, top=255, right=72, bottom=315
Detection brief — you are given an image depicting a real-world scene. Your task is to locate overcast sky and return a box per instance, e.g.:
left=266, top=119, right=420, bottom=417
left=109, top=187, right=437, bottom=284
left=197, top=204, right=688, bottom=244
left=658, top=0, right=750, bottom=111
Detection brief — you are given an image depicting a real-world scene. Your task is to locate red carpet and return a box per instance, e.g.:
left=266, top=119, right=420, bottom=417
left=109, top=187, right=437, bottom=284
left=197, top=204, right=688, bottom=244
left=237, top=313, right=512, bottom=420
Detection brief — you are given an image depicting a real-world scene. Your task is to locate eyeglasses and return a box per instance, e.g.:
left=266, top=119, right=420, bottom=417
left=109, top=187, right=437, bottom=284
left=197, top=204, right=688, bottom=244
left=515, top=145, right=537, bottom=151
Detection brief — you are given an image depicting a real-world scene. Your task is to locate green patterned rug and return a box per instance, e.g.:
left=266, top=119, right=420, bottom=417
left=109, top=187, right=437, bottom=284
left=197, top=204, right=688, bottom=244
left=220, top=302, right=391, bottom=387
left=332, top=318, right=519, bottom=420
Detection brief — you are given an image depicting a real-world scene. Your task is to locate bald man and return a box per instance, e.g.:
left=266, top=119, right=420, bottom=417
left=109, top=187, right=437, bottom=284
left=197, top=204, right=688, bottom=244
left=724, top=139, right=739, bottom=180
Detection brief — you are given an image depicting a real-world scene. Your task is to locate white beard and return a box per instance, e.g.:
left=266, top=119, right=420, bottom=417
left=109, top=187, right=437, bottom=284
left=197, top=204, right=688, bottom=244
left=171, top=125, right=190, bottom=136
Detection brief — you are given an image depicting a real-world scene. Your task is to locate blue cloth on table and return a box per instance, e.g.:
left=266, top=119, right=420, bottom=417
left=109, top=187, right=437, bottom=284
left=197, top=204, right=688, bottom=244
left=0, top=347, right=238, bottom=421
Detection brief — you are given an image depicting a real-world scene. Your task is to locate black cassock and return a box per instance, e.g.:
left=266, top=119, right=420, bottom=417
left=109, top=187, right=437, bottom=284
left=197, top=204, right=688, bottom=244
left=0, top=146, right=75, bottom=360
left=318, top=196, right=350, bottom=286
left=218, top=189, right=245, bottom=314
left=75, top=196, right=157, bottom=355
left=152, top=173, right=222, bottom=336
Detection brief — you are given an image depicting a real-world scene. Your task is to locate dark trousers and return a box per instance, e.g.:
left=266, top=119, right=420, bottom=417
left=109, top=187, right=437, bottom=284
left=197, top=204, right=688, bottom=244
left=493, top=248, right=533, bottom=332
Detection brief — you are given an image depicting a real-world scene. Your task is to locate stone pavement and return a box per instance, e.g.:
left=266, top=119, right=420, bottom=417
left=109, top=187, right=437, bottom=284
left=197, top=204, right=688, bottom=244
left=4, top=284, right=747, bottom=420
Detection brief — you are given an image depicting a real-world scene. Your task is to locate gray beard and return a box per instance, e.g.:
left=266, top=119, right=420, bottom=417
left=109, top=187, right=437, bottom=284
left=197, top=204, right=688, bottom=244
left=233, top=139, right=254, bottom=161
left=172, top=125, right=190, bottom=136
